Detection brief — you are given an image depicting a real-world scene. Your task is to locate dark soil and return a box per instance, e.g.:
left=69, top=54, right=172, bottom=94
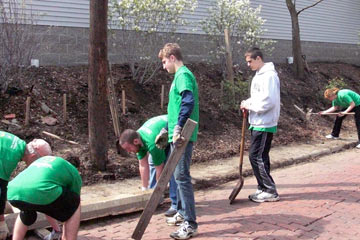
left=1, top=62, right=359, bottom=185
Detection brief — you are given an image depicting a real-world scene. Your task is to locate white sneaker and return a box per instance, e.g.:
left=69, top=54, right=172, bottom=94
left=170, top=221, right=198, bottom=239
left=248, top=189, right=263, bottom=200
left=325, top=134, right=339, bottom=140
left=356, top=144, right=360, bottom=149
left=44, top=229, right=62, bottom=240
left=250, top=191, right=280, bottom=203
left=166, top=212, right=184, bottom=226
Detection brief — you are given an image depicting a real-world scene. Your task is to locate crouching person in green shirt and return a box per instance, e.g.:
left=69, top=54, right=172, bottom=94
left=7, top=156, right=82, bottom=240
left=0, top=131, right=52, bottom=230
left=119, top=115, right=178, bottom=216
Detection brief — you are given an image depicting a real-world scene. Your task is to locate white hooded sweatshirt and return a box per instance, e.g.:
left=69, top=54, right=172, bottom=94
left=245, top=62, right=280, bottom=128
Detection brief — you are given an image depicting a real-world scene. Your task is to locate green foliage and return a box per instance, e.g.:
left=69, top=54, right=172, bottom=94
left=200, top=0, right=275, bottom=64
left=108, top=0, right=197, bottom=84
left=221, top=75, right=249, bottom=110
left=325, top=76, right=347, bottom=90
left=109, top=0, right=196, bottom=33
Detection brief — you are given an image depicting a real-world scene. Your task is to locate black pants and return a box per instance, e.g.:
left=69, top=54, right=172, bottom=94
left=331, top=105, right=360, bottom=142
left=0, top=179, right=8, bottom=215
left=249, top=130, right=277, bottom=194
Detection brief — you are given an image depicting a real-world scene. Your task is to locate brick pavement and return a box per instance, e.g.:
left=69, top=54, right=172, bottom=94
left=78, top=148, right=360, bottom=240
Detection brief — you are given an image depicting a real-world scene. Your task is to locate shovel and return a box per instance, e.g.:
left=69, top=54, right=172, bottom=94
left=229, top=109, right=247, bottom=204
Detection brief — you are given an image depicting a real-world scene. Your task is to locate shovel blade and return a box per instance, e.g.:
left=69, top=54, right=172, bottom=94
left=229, top=177, right=244, bottom=204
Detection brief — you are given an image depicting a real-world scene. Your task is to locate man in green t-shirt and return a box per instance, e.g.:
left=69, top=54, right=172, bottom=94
left=0, top=131, right=52, bottom=233
left=119, top=115, right=178, bottom=216
left=156, top=43, right=199, bottom=240
left=320, top=88, right=360, bottom=149
left=8, top=156, right=82, bottom=240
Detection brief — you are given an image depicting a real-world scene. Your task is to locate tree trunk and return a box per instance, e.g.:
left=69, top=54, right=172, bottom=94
left=88, top=0, right=108, bottom=170
left=224, top=28, right=235, bottom=104
left=286, top=0, right=305, bottom=79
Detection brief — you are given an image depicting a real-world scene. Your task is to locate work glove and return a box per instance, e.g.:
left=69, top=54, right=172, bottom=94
left=172, top=125, right=185, bottom=147
left=155, top=128, right=168, bottom=149
left=141, top=186, right=149, bottom=191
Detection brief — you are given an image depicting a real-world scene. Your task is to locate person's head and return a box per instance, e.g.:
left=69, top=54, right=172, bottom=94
left=244, top=47, right=264, bottom=71
left=119, top=129, right=142, bottom=154
left=22, top=139, right=52, bottom=166
left=324, top=88, right=339, bottom=101
left=158, top=43, right=183, bottom=74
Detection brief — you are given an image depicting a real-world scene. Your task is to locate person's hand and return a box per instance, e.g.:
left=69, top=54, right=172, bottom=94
left=318, top=111, right=324, bottom=115
left=155, top=128, right=168, bottom=149
left=141, top=186, right=149, bottom=191
left=240, top=100, right=249, bottom=110
left=173, top=125, right=185, bottom=147
left=338, top=112, right=346, bottom=117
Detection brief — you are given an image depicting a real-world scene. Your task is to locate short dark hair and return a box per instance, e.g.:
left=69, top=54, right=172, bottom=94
left=245, top=47, right=264, bottom=61
left=158, top=43, right=183, bottom=61
left=119, top=129, right=140, bottom=145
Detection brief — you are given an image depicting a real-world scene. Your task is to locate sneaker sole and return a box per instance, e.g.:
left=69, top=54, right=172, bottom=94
left=250, top=196, right=280, bottom=203
left=171, top=231, right=198, bottom=239
left=167, top=221, right=184, bottom=226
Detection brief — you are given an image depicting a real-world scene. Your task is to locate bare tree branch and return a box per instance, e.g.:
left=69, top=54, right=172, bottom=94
left=297, top=0, right=325, bottom=16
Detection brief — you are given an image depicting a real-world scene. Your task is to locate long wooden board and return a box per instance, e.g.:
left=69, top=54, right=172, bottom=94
left=131, top=119, right=197, bottom=240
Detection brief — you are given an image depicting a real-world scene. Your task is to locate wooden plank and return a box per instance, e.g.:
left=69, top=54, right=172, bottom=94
left=131, top=119, right=197, bottom=240
left=41, top=131, right=79, bottom=145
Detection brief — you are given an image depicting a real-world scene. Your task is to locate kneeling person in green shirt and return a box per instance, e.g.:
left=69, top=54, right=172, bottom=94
left=0, top=131, right=52, bottom=226
left=8, top=156, right=82, bottom=240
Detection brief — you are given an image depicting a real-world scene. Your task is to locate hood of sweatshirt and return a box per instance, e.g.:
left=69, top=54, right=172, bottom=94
left=257, top=62, right=277, bottom=75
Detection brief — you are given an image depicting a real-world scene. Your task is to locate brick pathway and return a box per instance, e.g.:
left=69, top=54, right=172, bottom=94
left=78, top=148, right=360, bottom=240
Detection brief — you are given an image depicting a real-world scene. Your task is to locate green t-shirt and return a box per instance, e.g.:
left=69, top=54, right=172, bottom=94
left=7, top=156, right=82, bottom=205
left=332, top=89, right=360, bottom=108
left=137, top=115, right=167, bottom=166
left=167, top=65, right=199, bottom=142
left=0, top=131, right=26, bottom=181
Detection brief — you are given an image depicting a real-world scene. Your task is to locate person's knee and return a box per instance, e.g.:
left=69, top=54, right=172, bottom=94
left=20, top=211, right=37, bottom=226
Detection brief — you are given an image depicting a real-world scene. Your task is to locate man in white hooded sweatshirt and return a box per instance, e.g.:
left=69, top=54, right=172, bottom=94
left=240, top=47, right=280, bottom=203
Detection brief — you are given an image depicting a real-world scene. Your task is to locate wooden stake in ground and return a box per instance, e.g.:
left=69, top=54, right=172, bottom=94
left=25, top=97, right=31, bottom=126
left=161, top=85, right=165, bottom=110
left=131, top=119, right=198, bottom=240
left=107, top=63, right=121, bottom=138
left=63, top=93, right=67, bottom=123
left=122, top=89, right=126, bottom=115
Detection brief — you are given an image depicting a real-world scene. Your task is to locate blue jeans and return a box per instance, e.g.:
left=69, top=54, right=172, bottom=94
left=148, top=153, right=178, bottom=210
left=171, top=142, right=197, bottom=228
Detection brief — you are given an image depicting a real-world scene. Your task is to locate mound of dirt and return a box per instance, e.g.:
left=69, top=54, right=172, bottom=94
left=1, top=62, right=359, bottom=185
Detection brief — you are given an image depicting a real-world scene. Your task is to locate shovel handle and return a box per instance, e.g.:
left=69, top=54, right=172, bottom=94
left=239, top=110, right=247, bottom=172
left=319, top=112, right=355, bottom=115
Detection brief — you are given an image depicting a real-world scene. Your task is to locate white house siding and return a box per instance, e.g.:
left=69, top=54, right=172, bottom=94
left=26, top=0, right=360, bottom=44
left=27, top=0, right=89, bottom=27
left=5, top=0, right=358, bottom=65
